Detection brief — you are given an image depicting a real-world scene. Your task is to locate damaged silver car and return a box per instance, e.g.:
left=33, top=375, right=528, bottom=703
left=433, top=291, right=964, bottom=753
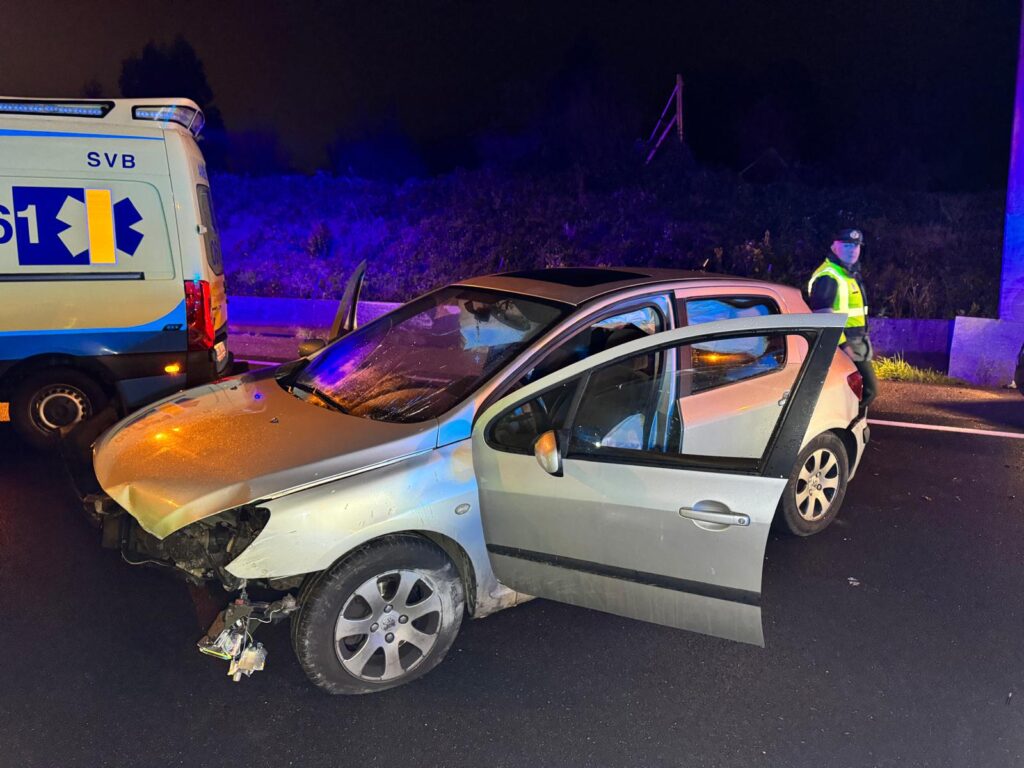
left=86, top=268, right=867, bottom=693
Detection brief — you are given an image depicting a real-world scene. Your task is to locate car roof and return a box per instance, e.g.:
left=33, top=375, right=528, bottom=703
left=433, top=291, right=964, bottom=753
left=456, top=266, right=776, bottom=306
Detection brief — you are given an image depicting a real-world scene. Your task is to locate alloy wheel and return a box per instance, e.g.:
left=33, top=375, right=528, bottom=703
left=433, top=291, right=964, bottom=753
left=334, top=569, right=444, bottom=682
left=795, top=448, right=841, bottom=521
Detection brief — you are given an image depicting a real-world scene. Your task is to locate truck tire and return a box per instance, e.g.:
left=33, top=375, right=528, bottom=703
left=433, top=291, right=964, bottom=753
left=10, top=367, right=109, bottom=451
left=292, top=535, right=465, bottom=694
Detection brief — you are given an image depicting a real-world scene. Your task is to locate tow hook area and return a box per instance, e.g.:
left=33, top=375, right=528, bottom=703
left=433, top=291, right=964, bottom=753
left=198, top=589, right=298, bottom=682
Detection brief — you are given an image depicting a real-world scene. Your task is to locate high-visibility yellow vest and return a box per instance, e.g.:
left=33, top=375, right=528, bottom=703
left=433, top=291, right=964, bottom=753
left=807, top=260, right=868, bottom=344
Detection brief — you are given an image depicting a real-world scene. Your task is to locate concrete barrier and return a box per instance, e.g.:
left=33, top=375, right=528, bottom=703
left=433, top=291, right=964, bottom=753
left=948, top=317, right=1024, bottom=386
left=226, top=296, right=400, bottom=362
left=226, top=295, right=398, bottom=332
left=869, top=318, right=953, bottom=372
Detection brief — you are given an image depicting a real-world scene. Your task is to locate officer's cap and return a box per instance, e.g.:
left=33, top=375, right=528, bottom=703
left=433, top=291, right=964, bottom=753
left=834, top=228, right=865, bottom=245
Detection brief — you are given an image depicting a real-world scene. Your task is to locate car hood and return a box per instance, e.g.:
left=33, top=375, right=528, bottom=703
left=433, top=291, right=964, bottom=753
left=93, top=368, right=438, bottom=539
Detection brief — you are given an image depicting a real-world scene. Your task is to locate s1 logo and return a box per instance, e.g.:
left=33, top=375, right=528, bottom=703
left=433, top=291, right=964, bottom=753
left=87, top=151, right=136, bottom=169
left=0, top=204, right=12, bottom=245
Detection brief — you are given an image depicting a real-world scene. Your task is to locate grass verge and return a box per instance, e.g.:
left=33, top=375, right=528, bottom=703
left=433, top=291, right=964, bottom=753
left=872, top=354, right=965, bottom=385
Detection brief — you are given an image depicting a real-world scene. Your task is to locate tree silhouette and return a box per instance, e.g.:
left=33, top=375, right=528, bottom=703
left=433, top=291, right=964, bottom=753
left=119, top=36, right=226, bottom=165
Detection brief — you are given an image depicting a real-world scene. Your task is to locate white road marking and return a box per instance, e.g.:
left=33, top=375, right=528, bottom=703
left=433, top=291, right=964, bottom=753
left=868, top=418, right=1024, bottom=440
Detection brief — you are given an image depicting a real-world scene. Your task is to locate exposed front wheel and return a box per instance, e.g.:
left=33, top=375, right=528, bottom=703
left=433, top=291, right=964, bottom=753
left=292, top=535, right=465, bottom=694
left=778, top=432, right=850, bottom=536
left=10, top=367, right=109, bottom=450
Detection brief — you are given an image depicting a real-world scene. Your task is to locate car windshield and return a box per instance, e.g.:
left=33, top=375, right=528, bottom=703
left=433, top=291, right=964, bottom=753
left=291, top=287, right=570, bottom=423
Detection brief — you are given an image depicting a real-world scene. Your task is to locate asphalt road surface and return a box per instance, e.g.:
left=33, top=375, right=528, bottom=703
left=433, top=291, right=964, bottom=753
left=2, top=388, right=1023, bottom=768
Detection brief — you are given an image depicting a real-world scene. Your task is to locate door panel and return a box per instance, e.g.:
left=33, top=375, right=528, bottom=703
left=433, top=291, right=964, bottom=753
left=473, top=313, right=845, bottom=643
left=488, top=549, right=764, bottom=644
left=482, top=453, right=785, bottom=644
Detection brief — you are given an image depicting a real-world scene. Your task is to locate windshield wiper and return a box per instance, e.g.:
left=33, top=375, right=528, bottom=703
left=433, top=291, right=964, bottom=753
left=290, top=381, right=350, bottom=415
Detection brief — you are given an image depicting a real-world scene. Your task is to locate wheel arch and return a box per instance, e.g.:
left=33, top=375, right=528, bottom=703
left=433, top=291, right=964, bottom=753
left=0, top=353, right=118, bottom=402
left=827, top=426, right=858, bottom=469
left=295, top=530, right=481, bottom=618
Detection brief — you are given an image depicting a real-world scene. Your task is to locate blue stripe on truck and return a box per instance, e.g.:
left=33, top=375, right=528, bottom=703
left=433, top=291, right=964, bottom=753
left=0, top=128, right=164, bottom=141
left=0, top=299, right=187, bottom=358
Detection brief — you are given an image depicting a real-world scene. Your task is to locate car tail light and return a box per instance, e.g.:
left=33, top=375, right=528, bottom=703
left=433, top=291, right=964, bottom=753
left=184, top=279, right=214, bottom=351
left=847, top=370, right=864, bottom=401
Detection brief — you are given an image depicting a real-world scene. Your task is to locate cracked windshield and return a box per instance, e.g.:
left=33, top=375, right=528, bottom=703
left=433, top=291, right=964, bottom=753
left=292, top=288, right=569, bottom=422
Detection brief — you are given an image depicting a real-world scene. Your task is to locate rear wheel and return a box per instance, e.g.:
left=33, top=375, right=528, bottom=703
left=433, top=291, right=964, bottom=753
left=778, top=432, right=850, bottom=536
left=292, top=535, right=465, bottom=694
left=10, top=367, right=109, bottom=450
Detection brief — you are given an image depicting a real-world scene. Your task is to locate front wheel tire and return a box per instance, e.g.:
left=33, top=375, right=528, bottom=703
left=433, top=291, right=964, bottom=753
left=292, top=535, right=465, bottom=694
left=778, top=432, right=850, bottom=537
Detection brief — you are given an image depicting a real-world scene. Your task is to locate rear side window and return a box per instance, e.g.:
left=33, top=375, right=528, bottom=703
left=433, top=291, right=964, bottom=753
left=684, top=296, right=785, bottom=393
left=689, top=334, right=786, bottom=393
left=196, top=184, right=223, bottom=275
left=685, top=295, right=779, bottom=324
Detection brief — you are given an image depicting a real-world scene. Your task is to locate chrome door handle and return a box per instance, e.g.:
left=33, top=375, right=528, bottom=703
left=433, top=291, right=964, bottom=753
left=679, top=500, right=750, bottom=527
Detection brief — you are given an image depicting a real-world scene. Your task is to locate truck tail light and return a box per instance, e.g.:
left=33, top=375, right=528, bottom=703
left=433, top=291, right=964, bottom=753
left=184, top=279, right=214, bottom=351
left=847, top=370, right=864, bottom=401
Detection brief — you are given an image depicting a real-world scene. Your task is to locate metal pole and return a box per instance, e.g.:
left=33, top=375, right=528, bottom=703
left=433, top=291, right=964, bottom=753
left=999, top=3, right=1024, bottom=321
left=675, top=74, right=684, bottom=144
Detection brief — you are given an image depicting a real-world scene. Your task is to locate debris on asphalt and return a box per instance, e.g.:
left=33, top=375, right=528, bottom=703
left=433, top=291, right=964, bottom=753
left=922, top=495, right=933, bottom=501
left=847, top=577, right=861, bottom=587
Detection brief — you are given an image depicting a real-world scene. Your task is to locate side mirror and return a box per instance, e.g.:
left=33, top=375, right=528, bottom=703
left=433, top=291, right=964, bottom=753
left=298, top=338, right=327, bottom=357
left=533, top=430, right=563, bottom=476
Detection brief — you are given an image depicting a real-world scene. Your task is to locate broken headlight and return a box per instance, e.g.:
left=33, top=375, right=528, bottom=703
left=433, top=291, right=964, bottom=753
left=124, top=505, right=271, bottom=586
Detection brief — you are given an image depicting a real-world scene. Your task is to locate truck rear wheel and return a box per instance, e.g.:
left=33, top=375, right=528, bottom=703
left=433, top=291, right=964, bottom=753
left=10, top=367, right=109, bottom=450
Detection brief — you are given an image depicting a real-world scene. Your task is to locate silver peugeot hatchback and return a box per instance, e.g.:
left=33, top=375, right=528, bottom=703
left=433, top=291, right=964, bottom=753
left=91, top=267, right=867, bottom=693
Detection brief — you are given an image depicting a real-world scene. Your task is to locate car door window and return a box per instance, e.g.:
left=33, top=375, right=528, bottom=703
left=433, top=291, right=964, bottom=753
left=689, top=334, right=786, bottom=393
left=685, top=296, right=779, bottom=325
left=683, top=296, right=785, bottom=394
left=570, top=348, right=668, bottom=452
left=521, top=298, right=670, bottom=386
left=488, top=381, right=577, bottom=453
left=566, top=333, right=799, bottom=466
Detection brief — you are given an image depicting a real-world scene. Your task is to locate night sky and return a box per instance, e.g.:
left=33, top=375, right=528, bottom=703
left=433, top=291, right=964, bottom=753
left=3, top=0, right=1020, bottom=188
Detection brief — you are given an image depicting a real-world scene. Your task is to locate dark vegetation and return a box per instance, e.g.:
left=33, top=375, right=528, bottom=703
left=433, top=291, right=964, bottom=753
left=113, top=34, right=1009, bottom=318
left=215, top=155, right=1003, bottom=319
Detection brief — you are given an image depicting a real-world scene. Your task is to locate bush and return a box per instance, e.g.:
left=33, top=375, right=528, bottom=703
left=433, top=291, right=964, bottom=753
left=213, top=164, right=1003, bottom=318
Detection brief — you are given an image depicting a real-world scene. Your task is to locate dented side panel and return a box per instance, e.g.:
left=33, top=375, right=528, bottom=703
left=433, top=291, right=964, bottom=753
left=225, top=439, right=511, bottom=617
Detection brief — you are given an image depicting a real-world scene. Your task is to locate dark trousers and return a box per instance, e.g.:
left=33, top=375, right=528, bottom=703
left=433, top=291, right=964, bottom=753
left=851, top=355, right=878, bottom=409
left=842, top=335, right=878, bottom=409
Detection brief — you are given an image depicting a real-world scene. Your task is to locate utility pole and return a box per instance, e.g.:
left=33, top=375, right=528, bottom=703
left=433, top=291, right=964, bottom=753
left=674, top=73, right=685, bottom=144
left=645, top=74, right=685, bottom=165
left=1000, top=4, right=1024, bottom=322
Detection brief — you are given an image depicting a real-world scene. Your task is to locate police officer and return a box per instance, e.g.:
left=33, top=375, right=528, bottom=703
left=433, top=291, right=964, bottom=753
left=807, top=228, right=877, bottom=409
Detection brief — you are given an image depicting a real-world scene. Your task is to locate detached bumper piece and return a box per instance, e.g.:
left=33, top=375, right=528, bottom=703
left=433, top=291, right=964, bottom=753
left=198, top=590, right=297, bottom=682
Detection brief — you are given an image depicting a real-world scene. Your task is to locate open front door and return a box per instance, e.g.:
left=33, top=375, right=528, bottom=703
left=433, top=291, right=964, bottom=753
left=472, top=313, right=845, bottom=646
left=328, top=259, right=368, bottom=341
